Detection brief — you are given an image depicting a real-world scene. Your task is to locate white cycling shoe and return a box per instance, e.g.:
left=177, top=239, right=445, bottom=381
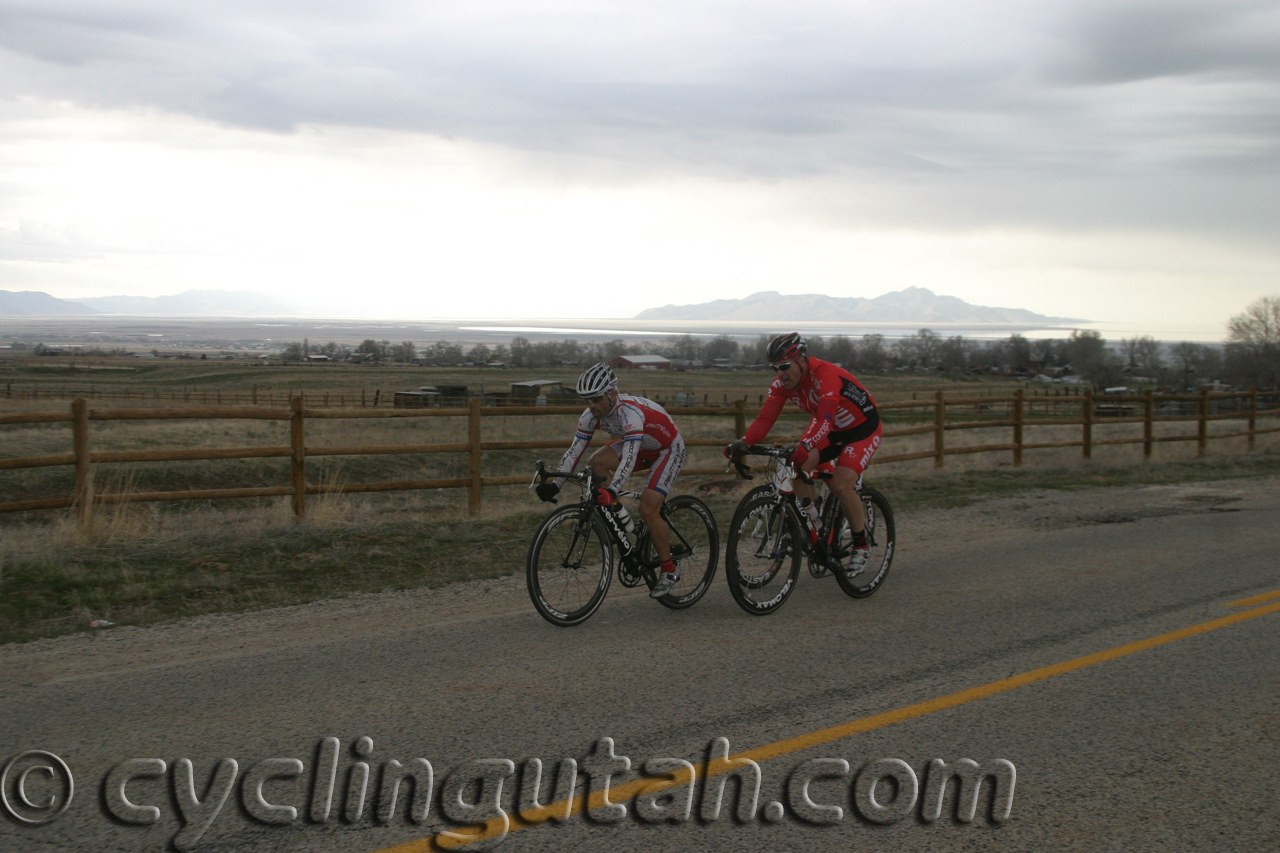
left=650, top=569, right=681, bottom=599
left=844, top=545, right=871, bottom=579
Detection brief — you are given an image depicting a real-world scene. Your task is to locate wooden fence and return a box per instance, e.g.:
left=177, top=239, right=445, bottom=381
left=2, top=389, right=1277, bottom=527
left=2, top=383, right=760, bottom=409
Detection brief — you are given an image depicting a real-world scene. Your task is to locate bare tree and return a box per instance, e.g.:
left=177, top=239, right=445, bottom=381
left=894, top=329, right=940, bottom=368
left=704, top=334, right=739, bottom=362
left=937, top=335, right=973, bottom=374
left=391, top=340, right=417, bottom=362
left=857, top=334, right=888, bottom=371
left=1120, top=335, right=1163, bottom=376
left=1169, top=342, right=1221, bottom=390
left=665, top=335, right=702, bottom=361
left=1226, top=295, right=1280, bottom=388
left=1066, top=330, right=1124, bottom=386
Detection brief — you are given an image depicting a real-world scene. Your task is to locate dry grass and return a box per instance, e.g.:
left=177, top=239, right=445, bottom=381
left=0, top=486, right=549, bottom=645
left=4, top=440, right=1280, bottom=645
left=4, top=368, right=1279, bottom=645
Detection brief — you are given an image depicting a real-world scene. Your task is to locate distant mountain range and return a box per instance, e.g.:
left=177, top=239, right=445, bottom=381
left=636, top=287, right=1086, bottom=324
left=0, top=290, right=99, bottom=316
left=0, top=289, right=298, bottom=316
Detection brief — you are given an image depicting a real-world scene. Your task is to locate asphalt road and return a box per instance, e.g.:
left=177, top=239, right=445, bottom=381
left=3, top=480, right=1278, bottom=852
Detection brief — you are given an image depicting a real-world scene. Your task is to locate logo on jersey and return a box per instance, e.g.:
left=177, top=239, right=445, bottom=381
left=840, top=377, right=872, bottom=412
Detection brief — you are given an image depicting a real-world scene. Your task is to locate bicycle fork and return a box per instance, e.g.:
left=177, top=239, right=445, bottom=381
left=750, top=501, right=792, bottom=563
left=562, top=512, right=597, bottom=569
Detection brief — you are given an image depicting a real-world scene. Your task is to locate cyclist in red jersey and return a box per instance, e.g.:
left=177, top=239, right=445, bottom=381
left=537, top=363, right=688, bottom=598
left=725, top=332, right=882, bottom=577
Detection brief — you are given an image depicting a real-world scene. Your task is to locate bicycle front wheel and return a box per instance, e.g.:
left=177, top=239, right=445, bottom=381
left=830, top=488, right=895, bottom=599
left=526, top=505, right=614, bottom=626
left=725, top=492, right=801, bottom=615
left=647, top=495, right=719, bottom=610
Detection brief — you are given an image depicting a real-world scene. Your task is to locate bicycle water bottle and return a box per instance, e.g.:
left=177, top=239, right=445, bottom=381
left=799, top=497, right=820, bottom=544
left=612, top=503, right=636, bottom=535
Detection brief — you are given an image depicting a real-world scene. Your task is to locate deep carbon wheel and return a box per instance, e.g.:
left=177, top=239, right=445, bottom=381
left=724, top=492, right=801, bottom=615
left=644, top=495, right=719, bottom=610
left=526, top=505, right=614, bottom=626
left=830, top=487, right=895, bottom=599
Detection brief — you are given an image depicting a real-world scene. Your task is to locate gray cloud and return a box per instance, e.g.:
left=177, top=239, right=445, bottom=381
left=1, top=0, right=1276, bottom=239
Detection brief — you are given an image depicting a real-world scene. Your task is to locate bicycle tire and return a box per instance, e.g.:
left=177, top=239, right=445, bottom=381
left=645, top=495, right=719, bottom=610
left=830, top=487, right=895, bottom=599
left=724, top=492, right=801, bottom=615
left=526, top=505, right=614, bottom=626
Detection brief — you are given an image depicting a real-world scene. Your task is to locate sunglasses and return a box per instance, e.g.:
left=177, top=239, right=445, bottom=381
left=583, top=394, right=609, bottom=404
left=771, top=362, right=794, bottom=373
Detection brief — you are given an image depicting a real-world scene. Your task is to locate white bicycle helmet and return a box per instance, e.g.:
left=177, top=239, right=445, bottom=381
left=576, top=363, right=618, bottom=398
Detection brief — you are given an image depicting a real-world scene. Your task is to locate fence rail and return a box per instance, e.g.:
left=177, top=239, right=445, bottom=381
left=2, top=389, right=1278, bottom=526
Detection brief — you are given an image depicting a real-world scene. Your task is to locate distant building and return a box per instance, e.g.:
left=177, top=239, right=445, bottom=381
left=610, top=355, right=671, bottom=370
left=510, top=379, right=565, bottom=399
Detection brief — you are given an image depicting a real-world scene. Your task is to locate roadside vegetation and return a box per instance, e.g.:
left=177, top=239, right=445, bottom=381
left=3, top=448, right=1279, bottom=646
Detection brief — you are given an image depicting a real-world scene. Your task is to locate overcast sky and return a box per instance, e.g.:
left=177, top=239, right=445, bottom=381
left=0, top=0, right=1276, bottom=336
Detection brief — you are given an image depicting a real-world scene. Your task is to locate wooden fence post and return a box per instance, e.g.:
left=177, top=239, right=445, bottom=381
left=1248, top=387, right=1257, bottom=450
left=1013, top=389, right=1024, bottom=467
left=733, top=398, right=746, bottom=439
left=72, top=398, right=93, bottom=532
left=934, top=390, right=945, bottom=468
left=1143, top=390, right=1154, bottom=459
left=468, top=396, right=483, bottom=516
left=1197, top=388, right=1209, bottom=456
left=290, top=395, right=306, bottom=518
left=1082, top=388, right=1093, bottom=459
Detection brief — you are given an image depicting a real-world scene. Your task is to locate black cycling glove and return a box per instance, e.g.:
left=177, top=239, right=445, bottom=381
left=536, top=482, right=560, bottom=503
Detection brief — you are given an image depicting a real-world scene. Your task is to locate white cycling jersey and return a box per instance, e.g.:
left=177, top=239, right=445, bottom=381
left=556, top=393, right=680, bottom=493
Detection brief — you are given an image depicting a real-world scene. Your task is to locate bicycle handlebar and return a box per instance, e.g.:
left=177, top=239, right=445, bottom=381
left=530, top=461, right=639, bottom=500
left=727, top=444, right=831, bottom=484
left=530, top=460, right=603, bottom=489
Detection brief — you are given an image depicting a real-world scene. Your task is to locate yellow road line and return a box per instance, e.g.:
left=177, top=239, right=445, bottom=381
left=1225, top=588, right=1280, bottom=607
left=372, top=597, right=1280, bottom=852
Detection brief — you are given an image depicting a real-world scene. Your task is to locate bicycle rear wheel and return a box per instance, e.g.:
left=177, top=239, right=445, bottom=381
left=724, top=492, right=801, bottom=615
left=830, top=487, right=895, bottom=599
left=526, top=505, right=614, bottom=626
left=644, top=495, right=719, bottom=610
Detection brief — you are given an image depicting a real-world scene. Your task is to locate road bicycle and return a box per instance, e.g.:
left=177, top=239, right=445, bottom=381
left=525, top=461, right=719, bottom=626
left=724, top=446, right=894, bottom=615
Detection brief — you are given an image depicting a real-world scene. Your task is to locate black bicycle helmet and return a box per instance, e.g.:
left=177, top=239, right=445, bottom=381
left=766, top=332, right=807, bottom=363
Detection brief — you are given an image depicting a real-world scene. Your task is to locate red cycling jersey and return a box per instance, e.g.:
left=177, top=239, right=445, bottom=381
left=743, top=357, right=879, bottom=454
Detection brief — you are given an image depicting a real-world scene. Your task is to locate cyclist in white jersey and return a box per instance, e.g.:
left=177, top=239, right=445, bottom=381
left=536, top=363, right=688, bottom=598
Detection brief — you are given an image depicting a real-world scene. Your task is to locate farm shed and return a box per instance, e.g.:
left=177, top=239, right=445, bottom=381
left=610, top=355, right=671, bottom=370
